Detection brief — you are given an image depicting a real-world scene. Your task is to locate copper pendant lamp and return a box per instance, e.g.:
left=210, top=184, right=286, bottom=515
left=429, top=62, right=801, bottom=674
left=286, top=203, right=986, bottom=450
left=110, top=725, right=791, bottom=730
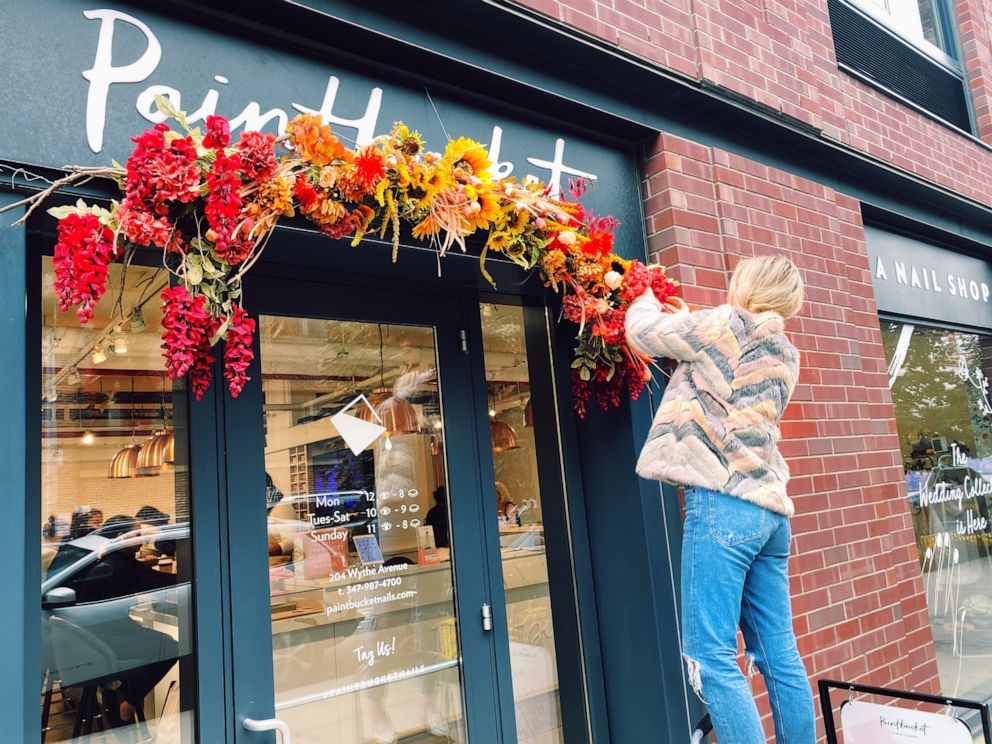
left=108, top=443, right=142, bottom=479
left=375, top=395, right=418, bottom=434
left=136, top=377, right=175, bottom=476
left=109, top=377, right=142, bottom=479
left=358, top=325, right=418, bottom=435
left=136, top=429, right=174, bottom=476
left=489, top=382, right=519, bottom=453
left=490, top=417, right=520, bottom=453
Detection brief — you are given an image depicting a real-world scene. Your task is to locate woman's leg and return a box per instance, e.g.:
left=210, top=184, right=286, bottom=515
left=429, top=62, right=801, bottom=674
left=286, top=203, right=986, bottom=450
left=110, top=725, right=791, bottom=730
left=739, top=516, right=815, bottom=744
left=682, top=488, right=769, bottom=744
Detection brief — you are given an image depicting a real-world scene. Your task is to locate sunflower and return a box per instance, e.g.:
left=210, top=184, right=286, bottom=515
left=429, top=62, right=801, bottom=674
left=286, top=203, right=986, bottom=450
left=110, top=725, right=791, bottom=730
left=417, top=167, right=452, bottom=207
left=391, top=123, right=424, bottom=157
left=441, top=136, right=492, bottom=183
left=468, top=190, right=500, bottom=231
left=487, top=231, right=511, bottom=252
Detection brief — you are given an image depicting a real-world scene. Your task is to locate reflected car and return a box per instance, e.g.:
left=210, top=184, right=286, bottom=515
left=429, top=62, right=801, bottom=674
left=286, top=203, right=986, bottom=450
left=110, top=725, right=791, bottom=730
left=41, top=524, right=191, bottom=690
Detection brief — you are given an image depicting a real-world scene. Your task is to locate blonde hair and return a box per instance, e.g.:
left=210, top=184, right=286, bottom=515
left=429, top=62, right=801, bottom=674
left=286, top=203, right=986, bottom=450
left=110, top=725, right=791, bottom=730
left=727, top=255, right=804, bottom=319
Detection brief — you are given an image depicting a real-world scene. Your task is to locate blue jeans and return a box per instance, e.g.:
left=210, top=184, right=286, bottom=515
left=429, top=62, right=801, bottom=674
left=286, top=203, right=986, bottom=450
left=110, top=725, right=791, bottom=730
left=682, top=487, right=815, bottom=744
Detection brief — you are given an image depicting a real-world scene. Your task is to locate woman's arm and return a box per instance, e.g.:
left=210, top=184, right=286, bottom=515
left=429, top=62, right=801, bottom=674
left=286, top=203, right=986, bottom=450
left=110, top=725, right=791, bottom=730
left=624, top=290, right=713, bottom=361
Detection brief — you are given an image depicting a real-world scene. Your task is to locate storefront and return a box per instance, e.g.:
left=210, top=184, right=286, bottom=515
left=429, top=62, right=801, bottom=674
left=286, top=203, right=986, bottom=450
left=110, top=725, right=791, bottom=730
left=2, top=2, right=685, bottom=743
left=10, top=2, right=992, bottom=744
left=870, top=225, right=992, bottom=708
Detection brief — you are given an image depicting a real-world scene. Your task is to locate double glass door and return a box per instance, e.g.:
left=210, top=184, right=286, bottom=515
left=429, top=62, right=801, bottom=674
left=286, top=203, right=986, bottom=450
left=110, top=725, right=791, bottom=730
left=38, top=260, right=579, bottom=744
left=219, top=274, right=574, bottom=744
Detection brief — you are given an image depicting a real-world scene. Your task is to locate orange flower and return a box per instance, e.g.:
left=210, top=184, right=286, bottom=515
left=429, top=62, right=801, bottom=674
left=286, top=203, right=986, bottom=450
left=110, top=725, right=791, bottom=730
left=286, top=114, right=346, bottom=166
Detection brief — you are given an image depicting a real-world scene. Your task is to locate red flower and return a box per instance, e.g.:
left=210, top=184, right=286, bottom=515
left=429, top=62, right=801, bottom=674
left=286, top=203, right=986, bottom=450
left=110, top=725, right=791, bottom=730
left=205, top=153, right=249, bottom=263
left=123, top=124, right=201, bottom=214
left=571, top=368, right=590, bottom=419
left=53, top=213, right=118, bottom=324
left=189, top=341, right=216, bottom=401
left=119, top=207, right=171, bottom=248
left=223, top=303, right=256, bottom=398
left=352, top=147, right=386, bottom=191
left=203, top=115, right=231, bottom=149
left=236, top=130, right=278, bottom=181
left=160, top=285, right=213, bottom=379
left=582, top=229, right=615, bottom=257
left=293, top=177, right=318, bottom=209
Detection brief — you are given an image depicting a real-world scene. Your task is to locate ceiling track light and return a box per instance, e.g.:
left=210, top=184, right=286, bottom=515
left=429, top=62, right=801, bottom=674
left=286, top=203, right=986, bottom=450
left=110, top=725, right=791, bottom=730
left=91, top=341, right=108, bottom=365
left=111, top=327, right=128, bottom=354
left=129, top=306, right=147, bottom=333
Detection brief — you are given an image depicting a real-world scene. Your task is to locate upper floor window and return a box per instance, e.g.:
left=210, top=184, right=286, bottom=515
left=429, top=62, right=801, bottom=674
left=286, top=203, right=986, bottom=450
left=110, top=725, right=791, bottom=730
left=851, top=0, right=956, bottom=60
left=829, top=0, right=973, bottom=133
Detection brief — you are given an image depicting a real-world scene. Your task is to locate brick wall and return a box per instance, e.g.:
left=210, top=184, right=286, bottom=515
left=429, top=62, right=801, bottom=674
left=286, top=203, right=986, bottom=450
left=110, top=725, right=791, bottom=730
left=513, top=0, right=992, bottom=206
left=642, top=131, right=940, bottom=741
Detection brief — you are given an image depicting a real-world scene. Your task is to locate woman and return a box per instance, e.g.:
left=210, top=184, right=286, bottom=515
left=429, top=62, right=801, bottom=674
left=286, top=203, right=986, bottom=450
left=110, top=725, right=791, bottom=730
left=625, top=255, right=813, bottom=744
left=494, top=481, right=520, bottom=526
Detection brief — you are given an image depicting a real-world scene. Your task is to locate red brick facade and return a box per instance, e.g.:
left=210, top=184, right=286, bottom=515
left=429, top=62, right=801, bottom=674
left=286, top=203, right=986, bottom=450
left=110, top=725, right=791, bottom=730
left=516, top=0, right=992, bottom=201
left=642, top=131, right=939, bottom=740
left=510, top=0, right=991, bottom=740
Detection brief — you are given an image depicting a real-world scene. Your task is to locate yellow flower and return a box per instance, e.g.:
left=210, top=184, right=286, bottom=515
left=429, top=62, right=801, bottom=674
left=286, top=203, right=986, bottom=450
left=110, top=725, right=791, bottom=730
left=469, top=190, right=500, bottom=231
left=511, top=207, right=530, bottom=232
left=418, top=167, right=452, bottom=207
left=441, top=136, right=492, bottom=182
left=487, top=231, right=511, bottom=252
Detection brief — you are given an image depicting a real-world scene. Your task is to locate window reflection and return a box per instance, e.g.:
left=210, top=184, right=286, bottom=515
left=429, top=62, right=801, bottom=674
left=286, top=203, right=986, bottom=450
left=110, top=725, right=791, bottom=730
left=40, top=262, right=194, bottom=742
left=884, top=323, right=992, bottom=718
left=481, top=303, right=566, bottom=744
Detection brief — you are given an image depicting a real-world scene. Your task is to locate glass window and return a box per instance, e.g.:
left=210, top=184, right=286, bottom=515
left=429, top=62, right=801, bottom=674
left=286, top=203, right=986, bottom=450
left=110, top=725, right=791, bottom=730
left=260, top=316, right=468, bottom=744
left=852, top=0, right=955, bottom=56
left=40, top=262, right=194, bottom=741
left=481, top=303, right=566, bottom=744
left=883, top=322, right=992, bottom=707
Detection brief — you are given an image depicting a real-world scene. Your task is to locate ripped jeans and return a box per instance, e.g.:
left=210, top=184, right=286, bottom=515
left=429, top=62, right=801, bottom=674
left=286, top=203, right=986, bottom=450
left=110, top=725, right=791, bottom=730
left=682, top=487, right=815, bottom=744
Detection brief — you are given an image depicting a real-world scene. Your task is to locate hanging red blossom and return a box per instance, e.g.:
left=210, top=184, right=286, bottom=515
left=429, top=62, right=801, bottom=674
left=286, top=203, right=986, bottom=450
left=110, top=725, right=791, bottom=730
left=189, top=343, right=216, bottom=402
left=160, top=285, right=213, bottom=379
left=203, top=115, right=231, bottom=149
left=189, top=315, right=221, bottom=402
left=223, top=303, right=256, bottom=398
left=204, top=153, right=247, bottom=263
left=53, top=213, right=118, bottom=324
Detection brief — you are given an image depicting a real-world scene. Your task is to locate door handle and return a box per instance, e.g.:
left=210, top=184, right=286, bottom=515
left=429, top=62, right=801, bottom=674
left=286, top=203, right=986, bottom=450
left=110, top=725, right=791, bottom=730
left=243, top=717, right=292, bottom=744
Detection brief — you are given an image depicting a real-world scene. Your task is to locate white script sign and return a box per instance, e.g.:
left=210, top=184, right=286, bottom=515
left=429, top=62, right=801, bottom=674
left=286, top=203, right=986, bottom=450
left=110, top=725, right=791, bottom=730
left=840, top=700, right=972, bottom=743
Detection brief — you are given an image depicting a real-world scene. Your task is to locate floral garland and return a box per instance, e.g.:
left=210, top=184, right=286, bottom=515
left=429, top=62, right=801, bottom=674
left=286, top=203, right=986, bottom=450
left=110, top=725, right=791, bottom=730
left=11, top=97, right=683, bottom=416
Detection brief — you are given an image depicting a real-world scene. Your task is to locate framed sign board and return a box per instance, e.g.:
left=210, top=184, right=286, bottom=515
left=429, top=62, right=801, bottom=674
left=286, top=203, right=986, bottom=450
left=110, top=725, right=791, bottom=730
left=819, top=680, right=991, bottom=744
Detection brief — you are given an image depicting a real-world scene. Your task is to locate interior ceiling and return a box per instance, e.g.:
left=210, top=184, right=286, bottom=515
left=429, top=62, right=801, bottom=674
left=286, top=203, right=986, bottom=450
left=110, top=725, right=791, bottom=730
left=42, top=268, right=532, bottom=436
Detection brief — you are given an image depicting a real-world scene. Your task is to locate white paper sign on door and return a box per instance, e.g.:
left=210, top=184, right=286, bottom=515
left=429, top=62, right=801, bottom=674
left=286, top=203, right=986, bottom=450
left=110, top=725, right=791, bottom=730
left=841, top=700, right=972, bottom=743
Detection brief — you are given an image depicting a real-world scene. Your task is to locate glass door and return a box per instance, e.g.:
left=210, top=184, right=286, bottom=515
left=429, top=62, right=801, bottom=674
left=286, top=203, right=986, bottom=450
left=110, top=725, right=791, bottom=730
left=223, top=275, right=503, bottom=744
